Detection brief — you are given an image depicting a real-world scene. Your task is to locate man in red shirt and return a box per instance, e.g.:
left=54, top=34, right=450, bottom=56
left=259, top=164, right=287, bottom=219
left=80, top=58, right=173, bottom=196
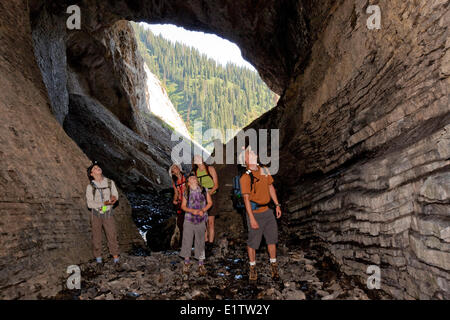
left=240, top=147, right=282, bottom=281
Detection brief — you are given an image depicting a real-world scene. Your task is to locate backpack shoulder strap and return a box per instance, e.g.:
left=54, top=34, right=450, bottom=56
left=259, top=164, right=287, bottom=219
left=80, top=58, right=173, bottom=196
left=245, top=169, right=256, bottom=192
left=176, top=175, right=185, bottom=187
left=205, top=165, right=212, bottom=178
left=90, top=181, right=97, bottom=199
left=107, top=178, right=112, bottom=192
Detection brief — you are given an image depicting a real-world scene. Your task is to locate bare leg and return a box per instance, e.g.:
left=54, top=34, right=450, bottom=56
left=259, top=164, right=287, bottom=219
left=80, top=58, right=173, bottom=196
left=267, top=244, right=277, bottom=259
left=247, top=246, right=256, bottom=263
left=208, top=216, right=215, bottom=243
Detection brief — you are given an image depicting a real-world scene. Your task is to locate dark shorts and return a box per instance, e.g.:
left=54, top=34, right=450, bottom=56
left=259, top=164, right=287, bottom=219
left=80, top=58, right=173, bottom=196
left=208, top=192, right=218, bottom=217
left=246, top=209, right=278, bottom=249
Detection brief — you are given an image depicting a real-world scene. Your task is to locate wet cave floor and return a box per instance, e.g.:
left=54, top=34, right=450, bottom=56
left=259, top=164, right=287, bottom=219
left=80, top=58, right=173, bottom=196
left=52, top=191, right=389, bottom=300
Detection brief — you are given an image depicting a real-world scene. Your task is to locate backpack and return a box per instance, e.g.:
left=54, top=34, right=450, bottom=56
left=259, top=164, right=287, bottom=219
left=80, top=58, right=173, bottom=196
left=232, top=166, right=270, bottom=211
left=90, top=178, right=119, bottom=210
left=232, top=175, right=245, bottom=209
left=172, top=174, right=186, bottom=196
left=172, top=175, right=186, bottom=213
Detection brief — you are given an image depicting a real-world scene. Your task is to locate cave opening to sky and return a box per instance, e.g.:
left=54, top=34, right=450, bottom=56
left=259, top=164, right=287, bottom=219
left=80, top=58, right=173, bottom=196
left=133, top=22, right=279, bottom=152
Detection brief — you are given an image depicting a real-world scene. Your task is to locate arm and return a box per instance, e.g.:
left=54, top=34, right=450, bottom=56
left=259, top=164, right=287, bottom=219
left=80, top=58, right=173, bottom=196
left=110, top=180, right=119, bottom=203
left=202, top=191, right=213, bottom=213
left=269, top=184, right=282, bottom=218
left=86, top=185, right=104, bottom=209
left=172, top=183, right=179, bottom=204
left=243, top=194, right=259, bottom=229
left=181, top=193, right=200, bottom=215
left=208, top=166, right=219, bottom=194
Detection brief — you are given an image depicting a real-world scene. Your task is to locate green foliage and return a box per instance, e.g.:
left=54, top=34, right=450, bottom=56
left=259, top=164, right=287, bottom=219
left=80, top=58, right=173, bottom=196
left=132, top=23, right=279, bottom=146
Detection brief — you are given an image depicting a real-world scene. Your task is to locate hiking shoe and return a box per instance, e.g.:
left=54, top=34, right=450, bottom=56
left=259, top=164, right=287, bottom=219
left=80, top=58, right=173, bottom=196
left=114, top=262, right=124, bottom=272
left=94, top=263, right=103, bottom=274
left=198, top=265, right=207, bottom=276
left=270, top=262, right=280, bottom=280
left=249, top=265, right=257, bottom=281
left=205, top=242, right=213, bottom=256
left=182, top=263, right=191, bottom=275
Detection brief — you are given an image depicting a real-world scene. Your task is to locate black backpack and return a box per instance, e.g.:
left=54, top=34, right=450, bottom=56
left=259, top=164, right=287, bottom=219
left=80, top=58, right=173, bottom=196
left=232, top=166, right=270, bottom=211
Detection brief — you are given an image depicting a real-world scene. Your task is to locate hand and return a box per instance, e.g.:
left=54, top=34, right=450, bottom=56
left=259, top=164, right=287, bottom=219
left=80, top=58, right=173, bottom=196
left=197, top=210, right=204, bottom=217
left=110, top=196, right=117, bottom=204
left=250, top=218, right=259, bottom=230
left=173, top=199, right=179, bottom=205
left=275, top=206, right=282, bottom=219
left=104, top=200, right=112, bottom=206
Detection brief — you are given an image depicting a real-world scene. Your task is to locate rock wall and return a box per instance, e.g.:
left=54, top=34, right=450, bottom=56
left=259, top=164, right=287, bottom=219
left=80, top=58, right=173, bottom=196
left=1, top=0, right=448, bottom=299
left=31, top=2, right=177, bottom=191
left=63, top=20, right=176, bottom=192
left=0, top=1, right=144, bottom=299
left=224, top=0, right=449, bottom=299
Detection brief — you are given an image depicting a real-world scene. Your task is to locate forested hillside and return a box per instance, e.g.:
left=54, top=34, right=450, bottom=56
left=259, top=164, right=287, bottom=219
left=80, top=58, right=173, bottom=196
left=132, top=23, right=278, bottom=146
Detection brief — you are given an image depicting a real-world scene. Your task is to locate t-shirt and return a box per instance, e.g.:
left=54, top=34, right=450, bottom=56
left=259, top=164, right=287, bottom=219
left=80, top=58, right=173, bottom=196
left=196, top=167, right=216, bottom=194
left=183, top=187, right=208, bottom=224
left=240, top=166, right=274, bottom=213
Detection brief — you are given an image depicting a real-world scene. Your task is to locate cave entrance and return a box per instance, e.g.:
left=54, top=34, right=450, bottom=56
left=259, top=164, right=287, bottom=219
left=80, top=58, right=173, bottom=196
left=131, top=22, right=279, bottom=153
left=128, top=21, right=280, bottom=250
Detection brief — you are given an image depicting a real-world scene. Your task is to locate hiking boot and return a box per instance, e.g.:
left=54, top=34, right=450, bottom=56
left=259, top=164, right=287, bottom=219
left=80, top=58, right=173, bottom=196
left=270, top=262, right=280, bottom=280
left=182, top=263, right=191, bottom=277
left=249, top=265, right=257, bottom=281
left=205, top=242, right=213, bottom=256
left=114, top=262, right=124, bottom=272
left=198, top=265, right=207, bottom=276
left=94, top=262, right=103, bottom=274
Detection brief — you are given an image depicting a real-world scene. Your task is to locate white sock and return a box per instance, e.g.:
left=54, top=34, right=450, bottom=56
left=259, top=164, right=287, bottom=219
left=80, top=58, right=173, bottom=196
left=249, top=261, right=256, bottom=266
left=270, top=258, right=277, bottom=263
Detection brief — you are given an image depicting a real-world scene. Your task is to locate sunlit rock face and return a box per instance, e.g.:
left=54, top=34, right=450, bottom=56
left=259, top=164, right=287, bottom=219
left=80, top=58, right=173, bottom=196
left=143, top=65, right=191, bottom=139
left=0, top=0, right=448, bottom=299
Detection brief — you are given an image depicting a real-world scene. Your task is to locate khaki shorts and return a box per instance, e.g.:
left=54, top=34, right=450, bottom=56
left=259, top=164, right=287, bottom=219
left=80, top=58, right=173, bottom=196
left=246, top=208, right=278, bottom=249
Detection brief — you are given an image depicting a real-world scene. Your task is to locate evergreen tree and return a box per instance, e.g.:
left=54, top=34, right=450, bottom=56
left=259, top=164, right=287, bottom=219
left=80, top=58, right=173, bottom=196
left=132, top=23, right=279, bottom=146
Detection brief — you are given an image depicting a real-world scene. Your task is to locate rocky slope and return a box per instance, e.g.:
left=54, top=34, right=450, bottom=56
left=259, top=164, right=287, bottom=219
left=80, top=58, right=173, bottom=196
left=143, top=65, right=192, bottom=139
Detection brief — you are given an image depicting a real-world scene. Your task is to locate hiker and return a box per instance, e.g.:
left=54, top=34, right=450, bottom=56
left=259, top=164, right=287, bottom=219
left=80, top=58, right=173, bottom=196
left=192, top=155, right=219, bottom=251
left=180, top=172, right=212, bottom=277
left=169, top=163, right=186, bottom=248
left=86, top=161, right=120, bottom=269
left=239, top=147, right=282, bottom=281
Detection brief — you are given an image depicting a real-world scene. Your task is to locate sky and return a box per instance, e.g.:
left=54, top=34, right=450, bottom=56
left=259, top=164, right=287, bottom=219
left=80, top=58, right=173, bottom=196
left=141, top=23, right=255, bottom=70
